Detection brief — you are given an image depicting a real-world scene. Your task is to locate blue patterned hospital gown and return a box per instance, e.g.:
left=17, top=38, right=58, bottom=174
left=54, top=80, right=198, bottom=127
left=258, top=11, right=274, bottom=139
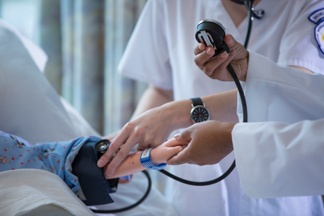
left=0, top=130, right=102, bottom=193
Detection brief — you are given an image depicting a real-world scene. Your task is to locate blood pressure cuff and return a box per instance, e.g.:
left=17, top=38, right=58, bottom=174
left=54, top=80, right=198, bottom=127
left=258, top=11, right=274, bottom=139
left=72, top=139, right=119, bottom=206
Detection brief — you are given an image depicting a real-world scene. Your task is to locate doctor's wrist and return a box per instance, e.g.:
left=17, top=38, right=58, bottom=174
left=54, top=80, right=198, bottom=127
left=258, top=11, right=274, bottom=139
left=222, top=122, right=235, bottom=150
left=162, top=99, right=193, bottom=129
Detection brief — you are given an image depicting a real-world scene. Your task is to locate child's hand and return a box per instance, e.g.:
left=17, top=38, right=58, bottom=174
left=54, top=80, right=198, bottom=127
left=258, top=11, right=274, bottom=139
left=151, top=138, right=188, bottom=165
left=168, top=121, right=234, bottom=166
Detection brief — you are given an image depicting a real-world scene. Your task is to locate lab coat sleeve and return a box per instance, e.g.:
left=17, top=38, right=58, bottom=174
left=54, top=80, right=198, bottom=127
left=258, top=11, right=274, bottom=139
left=233, top=51, right=324, bottom=198
left=233, top=120, right=324, bottom=198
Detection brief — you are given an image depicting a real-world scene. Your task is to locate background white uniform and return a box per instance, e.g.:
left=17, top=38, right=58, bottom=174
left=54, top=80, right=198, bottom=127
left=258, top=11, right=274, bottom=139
left=233, top=51, right=324, bottom=198
left=118, top=0, right=324, bottom=215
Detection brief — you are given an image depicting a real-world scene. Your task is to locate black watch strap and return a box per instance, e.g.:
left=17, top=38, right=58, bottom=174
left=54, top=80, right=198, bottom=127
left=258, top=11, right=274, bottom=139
left=191, top=97, right=204, bottom=107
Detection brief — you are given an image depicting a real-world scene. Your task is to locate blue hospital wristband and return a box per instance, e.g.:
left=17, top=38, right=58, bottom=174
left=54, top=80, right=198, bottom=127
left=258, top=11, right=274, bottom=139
left=140, top=148, right=166, bottom=170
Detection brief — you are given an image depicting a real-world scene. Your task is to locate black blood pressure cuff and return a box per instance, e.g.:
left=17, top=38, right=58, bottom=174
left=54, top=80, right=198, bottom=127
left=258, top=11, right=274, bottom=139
left=72, top=139, right=119, bottom=206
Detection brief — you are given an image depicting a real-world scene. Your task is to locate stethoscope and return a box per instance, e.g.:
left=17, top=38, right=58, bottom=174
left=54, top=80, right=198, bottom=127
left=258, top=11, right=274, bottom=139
left=92, top=0, right=263, bottom=213
left=159, top=0, right=262, bottom=187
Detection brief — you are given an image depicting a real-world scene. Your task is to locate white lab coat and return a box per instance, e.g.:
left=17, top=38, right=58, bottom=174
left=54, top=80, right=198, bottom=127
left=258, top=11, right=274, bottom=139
left=233, top=51, right=324, bottom=198
left=118, top=0, right=324, bottom=215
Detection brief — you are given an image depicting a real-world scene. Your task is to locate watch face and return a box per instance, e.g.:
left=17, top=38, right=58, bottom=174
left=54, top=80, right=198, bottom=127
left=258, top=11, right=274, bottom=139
left=190, top=105, right=210, bottom=123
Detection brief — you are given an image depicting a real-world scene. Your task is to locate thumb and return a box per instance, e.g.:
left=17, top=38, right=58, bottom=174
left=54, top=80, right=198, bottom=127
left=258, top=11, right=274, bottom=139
left=173, top=130, right=191, bottom=142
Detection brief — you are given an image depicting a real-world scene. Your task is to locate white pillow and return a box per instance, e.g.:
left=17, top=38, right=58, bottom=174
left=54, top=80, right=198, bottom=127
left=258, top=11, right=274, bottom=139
left=0, top=19, right=89, bottom=143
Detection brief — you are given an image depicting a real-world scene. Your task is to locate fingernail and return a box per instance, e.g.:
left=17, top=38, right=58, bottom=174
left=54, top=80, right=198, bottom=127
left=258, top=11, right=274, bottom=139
left=198, top=43, right=205, bottom=50
left=97, top=159, right=105, bottom=167
left=220, top=51, right=228, bottom=59
left=206, top=47, right=214, bottom=56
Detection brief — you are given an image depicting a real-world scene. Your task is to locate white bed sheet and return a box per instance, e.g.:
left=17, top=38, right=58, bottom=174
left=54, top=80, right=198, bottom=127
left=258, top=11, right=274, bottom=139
left=0, top=169, right=99, bottom=216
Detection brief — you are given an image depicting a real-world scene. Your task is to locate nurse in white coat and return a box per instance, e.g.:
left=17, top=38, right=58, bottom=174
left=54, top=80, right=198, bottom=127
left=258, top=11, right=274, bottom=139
left=168, top=33, right=324, bottom=199
left=100, top=0, right=324, bottom=215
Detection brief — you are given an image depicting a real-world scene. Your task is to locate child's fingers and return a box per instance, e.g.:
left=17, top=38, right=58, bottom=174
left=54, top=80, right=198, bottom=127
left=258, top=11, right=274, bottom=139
left=163, top=137, right=188, bottom=147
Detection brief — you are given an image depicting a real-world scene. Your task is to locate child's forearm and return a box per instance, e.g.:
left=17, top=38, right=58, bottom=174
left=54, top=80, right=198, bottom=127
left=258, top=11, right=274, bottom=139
left=106, top=138, right=186, bottom=179
left=106, top=151, right=145, bottom=179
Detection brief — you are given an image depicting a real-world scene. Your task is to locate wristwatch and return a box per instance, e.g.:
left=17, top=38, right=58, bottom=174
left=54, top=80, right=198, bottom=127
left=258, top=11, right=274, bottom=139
left=190, top=97, right=210, bottom=123
left=140, top=148, right=166, bottom=170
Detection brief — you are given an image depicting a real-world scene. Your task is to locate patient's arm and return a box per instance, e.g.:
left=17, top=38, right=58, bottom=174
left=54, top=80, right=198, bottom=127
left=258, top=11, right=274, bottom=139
left=106, top=138, right=187, bottom=179
left=0, top=130, right=102, bottom=194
